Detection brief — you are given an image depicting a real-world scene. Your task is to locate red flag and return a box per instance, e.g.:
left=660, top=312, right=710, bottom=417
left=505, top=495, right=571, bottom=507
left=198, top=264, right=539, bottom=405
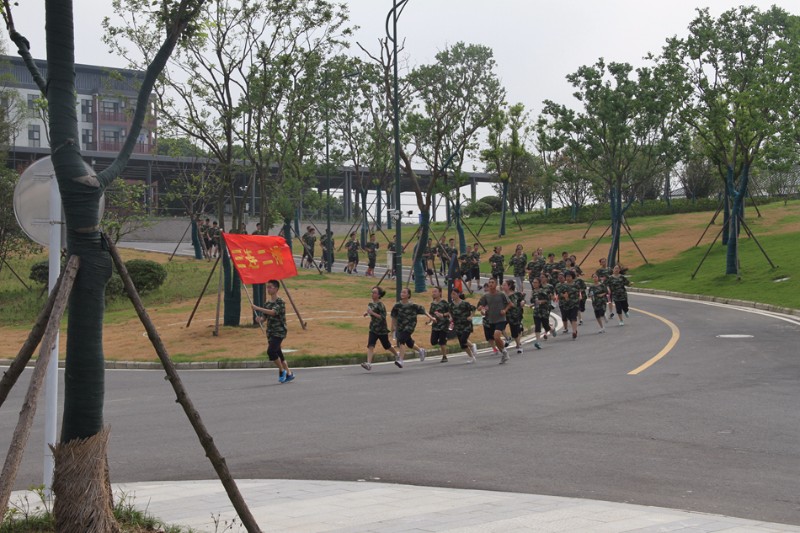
left=221, top=233, right=298, bottom=283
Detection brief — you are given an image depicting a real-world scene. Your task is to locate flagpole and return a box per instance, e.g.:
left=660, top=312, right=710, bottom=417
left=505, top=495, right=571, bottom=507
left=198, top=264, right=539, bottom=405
left=280, top=281, right=307, bottom=330
left=240, top=285, right=266, bottom=335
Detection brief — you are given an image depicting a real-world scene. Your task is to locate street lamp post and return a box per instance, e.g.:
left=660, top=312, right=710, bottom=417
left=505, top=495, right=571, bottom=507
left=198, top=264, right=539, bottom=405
left=387, top=0, right=409, bottom=300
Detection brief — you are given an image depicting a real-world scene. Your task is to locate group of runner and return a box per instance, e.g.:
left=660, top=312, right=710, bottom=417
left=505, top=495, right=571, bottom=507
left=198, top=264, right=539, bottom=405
left=248, top=229, right=633, bottom=381
left=359, top=248, right=633, bottom=371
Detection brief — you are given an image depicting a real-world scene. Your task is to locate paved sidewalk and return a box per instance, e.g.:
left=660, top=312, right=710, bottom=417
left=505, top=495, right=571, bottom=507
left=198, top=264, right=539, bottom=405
left=63, top=479, right=800, bottom=532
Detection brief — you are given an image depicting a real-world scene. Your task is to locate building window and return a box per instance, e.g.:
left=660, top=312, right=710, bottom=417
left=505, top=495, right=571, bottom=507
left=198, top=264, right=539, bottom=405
left=101, top=100, right=119, bottom=114
left=27, top=94, right=37, bottom=110
left=82, top=128, right=94, bottom=148
left=28, top=124, right=41, bottom=147
left=102, top=130, right=119, bottom=143
left=81, top=99, right=94, bottom=123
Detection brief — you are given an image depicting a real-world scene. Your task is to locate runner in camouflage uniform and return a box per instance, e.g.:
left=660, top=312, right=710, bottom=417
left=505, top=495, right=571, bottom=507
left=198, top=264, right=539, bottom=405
left=529, top=277, right=552, bottom=349
left=467, top=243, right=481, bottom=293
left=301, top=226, right=316, bottom=268
left=428, top=286, right=452, bottom=362
left=508, top=244, right=528, bottom=297
left=489, top=246, right=505, bottom=284
left=502, top=280, right=526, bottom=354
left=450, top=291, right=477, bottom=363
left=558, top=270, right=581, bottom=339
left=345, top=232, right=360, bottom=274
left=526, top=248, right=545, bottom=289
left=320, top=229, right=334, bottom=271
left=364, top=233, right=379, bottom=277
left=587, top=273, right=609, bottom=334
left=606, top=264, right=631, bottom=326
left=251, top=280, right=295, bottom=383
left=390, top=287, right=434, bottom=368
left=361, top=286, right=399, bottom=370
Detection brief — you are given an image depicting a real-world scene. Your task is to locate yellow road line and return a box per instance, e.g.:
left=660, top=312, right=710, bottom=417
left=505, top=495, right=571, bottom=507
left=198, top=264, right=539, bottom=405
left=627, top=307, right=680, bottom=375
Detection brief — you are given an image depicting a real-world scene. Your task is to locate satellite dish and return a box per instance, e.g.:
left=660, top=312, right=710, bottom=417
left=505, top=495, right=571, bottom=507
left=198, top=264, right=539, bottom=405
left=13, top=156, right=104, bottom=247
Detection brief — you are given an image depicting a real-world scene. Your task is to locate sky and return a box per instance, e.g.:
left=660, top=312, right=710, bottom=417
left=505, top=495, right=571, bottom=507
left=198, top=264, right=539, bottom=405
left=4, top=1, right=794, bottom=216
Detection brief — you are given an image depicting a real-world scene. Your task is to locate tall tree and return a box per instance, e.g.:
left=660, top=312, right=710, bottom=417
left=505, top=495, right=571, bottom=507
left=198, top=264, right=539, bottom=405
left=481, top=103, right=528, bottom=235
left=542, top=59, right=681, bottom=266
left=659, top=6, right=800, bottom=274
left=371, top=41, right=504, bottom=291
left=3, top=0, right=205, bottom=527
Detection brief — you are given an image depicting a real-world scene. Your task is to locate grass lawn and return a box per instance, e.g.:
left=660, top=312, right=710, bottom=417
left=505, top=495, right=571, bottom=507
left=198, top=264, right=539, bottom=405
left=1, top=200, right=797, bottom=362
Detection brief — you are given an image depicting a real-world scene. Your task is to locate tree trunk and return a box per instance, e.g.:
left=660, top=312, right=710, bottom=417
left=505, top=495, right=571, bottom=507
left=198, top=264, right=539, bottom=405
left=726, top=165, right=749, bottom=275
left=191, top=219, right=203, bottom=259
left=607, top=186, right=622, bottom=268
left=455, top=200, right=466, bottom=254
left=413, top=211, right=429, bottom=293
left=722, top=167, right=732, bottom=245
left=499, top=180, right=509, bottom=236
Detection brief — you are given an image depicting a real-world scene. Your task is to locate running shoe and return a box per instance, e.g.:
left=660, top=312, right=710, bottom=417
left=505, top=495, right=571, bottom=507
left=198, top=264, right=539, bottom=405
left=440, top=356, right=448, bottom=363
left=504, top=339, right=510, bottom=348
left=492, top=346, right=498, bottom=354
left=624, top=311, right=629, bottom=318
left=394, top=356, right=404, bottom=368
left=598, top=329, right=606, bottom=334
left=284, top=373, right=295, bottom=383
left=619, top=320, right=625, bottom=326
left=534, top=341, right=541, bottom=350
left=419, top=347, right=427, bottom=362
left=516, top=348, right=523, bottom=354
left=361, top=362, right=372, bottom=371
left=543, top=333, right=548, bottom=340
left=578, top=319, right=583, bottom=326
left=499, top=350, right=510, bottom=364
left=279, top=370, right=287, bottom=384
left=552, top=329, right=557, bottom=338
left=609, top=312, right=615, bottom=319
left=572, top=332, right=577, bottom=340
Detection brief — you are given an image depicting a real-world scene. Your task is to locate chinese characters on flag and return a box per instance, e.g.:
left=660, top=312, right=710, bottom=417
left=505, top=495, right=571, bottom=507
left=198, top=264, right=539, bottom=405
left=221, top=233, right=298, bottom=283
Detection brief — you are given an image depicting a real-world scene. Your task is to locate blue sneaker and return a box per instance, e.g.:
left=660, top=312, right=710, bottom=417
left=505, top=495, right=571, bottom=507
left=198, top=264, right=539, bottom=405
left=534, top=341, right=541, bottom=350
left=284, top=373, right=295, bottom=383
left=279, top=370, right=287, bottom=383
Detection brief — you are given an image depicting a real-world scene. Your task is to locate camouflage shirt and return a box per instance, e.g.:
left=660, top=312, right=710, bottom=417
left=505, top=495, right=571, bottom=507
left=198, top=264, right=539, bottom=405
left=506, top=291, right=525, bottom=325
left=489, top=253, right=505, bottom=276
left=364, top=241, right=379, bottom=259
left=556, top=282, right=579, bottom=311
left=367, top=301, right=390, bottom=335
left=587, top=283, right=609, bottom=311
left=301, top=232, right=316, bottom=250
left=429, top=300, right=451, bottom=332
left=606, top=275, right=630, bottom=302
left=262, top=297, right=287, bottom=339
left=531, top=288, right=552, bottom=318
left=469, top=250, right=481, bottom=269
left=574, top=277, right=587, bottom=301
left=509, top=253, right=528, bottom=277
left=390, top=301, right=427, bottom=333
left=527, top=257, right=545, bottom=280
left=595, top=267, right=611, bottom=281
left=346, top=240, right=360, bottom=259
left=450, top=300, right=476, bottom=335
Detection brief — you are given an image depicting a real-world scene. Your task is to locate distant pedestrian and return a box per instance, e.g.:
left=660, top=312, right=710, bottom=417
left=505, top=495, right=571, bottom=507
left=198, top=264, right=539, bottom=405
left=508, top=244, right=528, bottom=297
left=529, top=277, right=552, bottom=349
left=587, top=273, right=608, bottom=334
left=251, top=280, right=295, bottom=384
left=502, top=279, right=525, bottom=354
left=489, top=245, right=505, bottom=284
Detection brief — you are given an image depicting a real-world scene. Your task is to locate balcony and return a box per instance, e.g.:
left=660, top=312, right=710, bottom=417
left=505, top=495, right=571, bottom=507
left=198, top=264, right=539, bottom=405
left=98, top=141, right=153, bottom=154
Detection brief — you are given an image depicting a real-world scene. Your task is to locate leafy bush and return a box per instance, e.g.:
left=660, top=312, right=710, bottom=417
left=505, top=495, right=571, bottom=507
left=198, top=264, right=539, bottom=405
left=105, top=273, right=124, bottom=299
left=478, top=195, right=502, bottom=211
left=124, top=259, right=167, bottom=294
left=29, top=260, right=50, bottom=285
left=463, top=201, right=494, bottom=218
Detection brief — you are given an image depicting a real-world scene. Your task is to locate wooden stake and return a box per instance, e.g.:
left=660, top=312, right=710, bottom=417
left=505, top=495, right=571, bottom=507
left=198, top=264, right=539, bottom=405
left=105, top=236, right=262, bottom=533
left=279, top=280, right=307, bottom=330
left=186, top=255, right=221, bottom=328
left=0, top=255, right=79, bottom=517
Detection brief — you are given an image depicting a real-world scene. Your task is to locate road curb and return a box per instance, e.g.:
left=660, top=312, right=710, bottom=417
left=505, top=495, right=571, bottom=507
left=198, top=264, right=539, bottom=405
left=5, top=293, right=795, bottom=371
left=629, top=287, right=800, bottom=317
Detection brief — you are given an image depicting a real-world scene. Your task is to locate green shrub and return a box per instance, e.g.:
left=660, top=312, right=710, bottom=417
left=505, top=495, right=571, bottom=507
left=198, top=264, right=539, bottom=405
left=478, top=195, right=502, bottom=211
left=28, top=260, right=50, bottom=285
left=464, top=201, right=494, bottom=218
left=124, top=259, right=167, bottom=294
left=105, top=273, right=124, bottom=299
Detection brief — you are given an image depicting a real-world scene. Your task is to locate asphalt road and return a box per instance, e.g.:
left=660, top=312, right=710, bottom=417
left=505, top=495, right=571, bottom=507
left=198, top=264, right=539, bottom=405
left=2, top=293, right=799, bottom=525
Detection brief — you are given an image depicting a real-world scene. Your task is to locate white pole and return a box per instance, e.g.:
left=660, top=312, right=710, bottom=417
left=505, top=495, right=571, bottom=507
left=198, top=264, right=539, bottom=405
left=44, top=175, right=61, bottom=497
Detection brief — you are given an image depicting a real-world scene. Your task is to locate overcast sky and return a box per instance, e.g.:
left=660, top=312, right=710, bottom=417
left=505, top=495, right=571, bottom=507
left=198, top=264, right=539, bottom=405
left=6, top=1, right=793, bottom=117
left=4, top=1, right=794, bottom=214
